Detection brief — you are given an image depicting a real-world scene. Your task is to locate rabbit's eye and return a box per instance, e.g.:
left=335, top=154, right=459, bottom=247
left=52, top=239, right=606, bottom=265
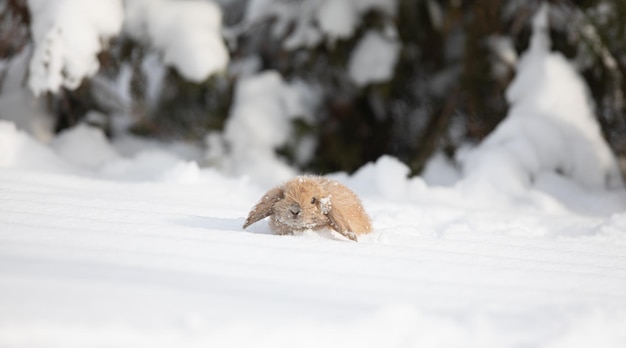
left=310, top=197, right=316, bottom=204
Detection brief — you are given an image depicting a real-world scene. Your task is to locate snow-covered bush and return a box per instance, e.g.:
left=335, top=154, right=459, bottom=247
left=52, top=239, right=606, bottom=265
left=461, top=4, right=623, bottom=194
left=1, top=0, right=626, bottom=181
left=27, top=0, right=124, bottom=95
left=214, top=71, right=318, bottom=186
left=348, top=30, right=400, bottom=87
left=242, top=0, right=396, bottom=50
left=124, top=0, right=228, bottom=83
left=26, top=0, right=228, bottom=95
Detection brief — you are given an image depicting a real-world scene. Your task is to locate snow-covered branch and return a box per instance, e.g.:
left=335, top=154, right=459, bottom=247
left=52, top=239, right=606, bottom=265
left=27, top=0, right=123, bottom=95
left=26, top=0, right=229, bottom=95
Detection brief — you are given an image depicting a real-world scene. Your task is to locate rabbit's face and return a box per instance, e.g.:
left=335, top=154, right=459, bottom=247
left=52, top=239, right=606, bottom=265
left=272, top=178, right=329, bottom=230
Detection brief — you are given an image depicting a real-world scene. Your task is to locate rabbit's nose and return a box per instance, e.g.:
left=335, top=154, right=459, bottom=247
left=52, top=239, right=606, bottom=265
left=289, top=205, right=301, bottom=217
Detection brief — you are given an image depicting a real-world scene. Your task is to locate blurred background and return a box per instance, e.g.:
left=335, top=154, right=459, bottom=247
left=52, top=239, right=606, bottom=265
left=1, top=0, right=625, bottom=177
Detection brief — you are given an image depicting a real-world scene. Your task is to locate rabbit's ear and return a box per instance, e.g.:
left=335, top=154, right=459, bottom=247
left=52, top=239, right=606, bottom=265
left=243, top=186, right=284, bottom=228
left=326, top=205, right=358, bottom=241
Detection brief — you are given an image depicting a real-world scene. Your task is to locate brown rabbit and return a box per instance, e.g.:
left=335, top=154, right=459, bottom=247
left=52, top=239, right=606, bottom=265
left=243, top=176, right=372, bottom=241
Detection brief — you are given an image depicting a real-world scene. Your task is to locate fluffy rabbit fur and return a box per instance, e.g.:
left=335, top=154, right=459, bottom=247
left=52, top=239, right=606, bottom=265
left=243, top=176, right=372, bottom=241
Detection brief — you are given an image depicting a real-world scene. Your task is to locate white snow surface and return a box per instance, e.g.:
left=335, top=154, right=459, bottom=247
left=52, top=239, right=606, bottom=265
left=1, top=120, right=626, bottom=347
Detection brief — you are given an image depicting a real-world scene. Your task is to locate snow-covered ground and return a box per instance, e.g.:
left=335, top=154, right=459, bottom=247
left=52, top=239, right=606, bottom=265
left=1, top=3, right=626, bottom=348
left=1, top=122, right=626, bottom=348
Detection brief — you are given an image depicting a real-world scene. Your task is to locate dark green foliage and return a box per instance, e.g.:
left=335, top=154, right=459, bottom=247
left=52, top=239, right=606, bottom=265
left=137, top=72, right=233, bottom=141
left=577, top=0, right=626, bottom=158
